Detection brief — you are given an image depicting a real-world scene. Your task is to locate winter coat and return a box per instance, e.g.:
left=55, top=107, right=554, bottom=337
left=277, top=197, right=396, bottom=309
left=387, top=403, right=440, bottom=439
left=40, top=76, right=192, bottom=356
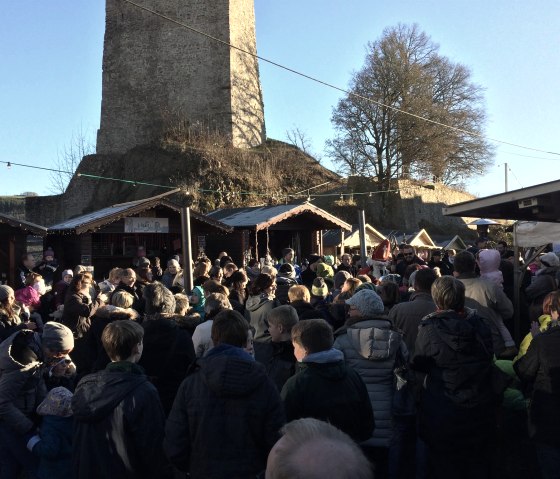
left=52, top=280, right=70, bottom=309
left=525, top=267, right=559, bottom=323
left=0, top=330, right=46, bottom=435
left=396, top=256, right=426, bottom=277
left=281, top=348, right=375, bottom=443
left=478, top=249, right=504, bottom=287
left=300, top=297, right=340, bottom=328
left=245, top=294, right=279, bottom=342
left=0, top=303, right=27, bottom=342
left=72, top=361, right=167, bottom=479
left=139, top=316, right=196, bottom=415
left=514, top=324, right=560, bottom=446
left=411, top=309, right=496, bottom=447
left=31, top=415, right=73, bottom=479
left=388, top=292, right=437, bottom=355
left=428, top=259, right=453, bottom=276
left=290, top=300, right=317, bottom=320
left=164, top=344, right=285, bottom=479
left=515, top=314, right=552, bottom=362
left=228, top=290, right=246, bottom=315
left=334, top=317, right=406, bottom=447
left=455, top=273, right=514, bottom=353
left=254, top=340, right=296, bottom=392
left=192, top=320, right=214, bottom=358
left=88, top=306, right=139, bottom=373
left=61, top=292, right=103, bottom=338
left=275, top=276, right=298, bottom=305
left=34, top=260, right=58, bottom=287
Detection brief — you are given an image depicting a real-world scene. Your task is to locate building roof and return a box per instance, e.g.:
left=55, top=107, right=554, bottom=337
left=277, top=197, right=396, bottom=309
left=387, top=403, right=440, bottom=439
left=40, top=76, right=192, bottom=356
left=48, top=195, right=232, bottom=235
left=435, top=235, right=467, bottom=251
left=0, top=213, right=47, bottom=236
left=207, top=202, right=352, bottom=232
left=443, top=179, right=560, bottom=223
left=323, top=224, right=386, bottom=248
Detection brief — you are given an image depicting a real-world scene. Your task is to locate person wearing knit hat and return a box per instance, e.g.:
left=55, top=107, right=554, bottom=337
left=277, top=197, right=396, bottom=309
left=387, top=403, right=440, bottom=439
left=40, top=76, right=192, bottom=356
left=332, top=270, right=351, bottom=299
left=35, top=247, right=58, bottom=287
left=0, top=284, right=12, bottom=302
left=0, top=285, right=37, bottom=342
left=540, top=252, right=560, bottom=269
left=42, top=322, right=74, bottom=353
left=345, top=289, right=384, bottom=317
left=311, top=277, right=329, bottom=299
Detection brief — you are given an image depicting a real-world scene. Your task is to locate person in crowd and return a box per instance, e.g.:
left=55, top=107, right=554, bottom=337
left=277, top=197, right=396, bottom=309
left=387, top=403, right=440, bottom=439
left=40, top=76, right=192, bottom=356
left=428, top=249, right=453, bottom=276
left=261, top=264, right=278, bottom=280
left=266, top=418, right=373, bottom=479
left=514, top=290, right=560, bottom=479
left=189, top=285, right=206, bottom=318
left=336, top=253, right=356, bottom=277
left=53, top=269, right=74, bottom=310
left=0, top=322, right=74, bottom=478
left=61, top=272, right=107, bottom=373
left=15, top=272, right=44, bottom=314
left=478, top=249, right=504, bottom=288
left=334, top=289, right=406, bottom=451
left=201, top=279, right=228, bottom=297
left=453, top=250, right=516, bottom=358
left=315, top=260, right=335, bottom=288
left=396, top=245, right=426, bottom=277
left=245, top=273, right=279, bottom=342
left=34, top=247, right=58, bottom=287
left=301, top=254, right=321, bottom=289
left=140, top=282, right=196, bottom=415
left=287, top=285, right=316, bottom=319
left=496, top=240, right=509, bottom=258
left=72, top=320, right=167, bottom=478
left=275, top=248, right=301, bottom=280
left=132, top=246, right=148, bottom=269
left=114, top=268, right=144, bottom=314
left=275, top=263, right=299, bottom=305
left=281, top=318, right=374, bottom=443
left=246, top=258, right=261, bottom=283
left=388, top=268, right=438, bottom=354
left=164, top=310, right=285, bottom=478
left=208, top=265, right=224, bottom=283
left=227, top=270, right=248, bottom=314
left=0, top=285, right=37, bottom=341
left=191, top=292, right=232, bottom=358
left=411, top=276, right=497, bottom=479
left=192, top=260, right=211, bottom=286
left=254, top=305, right=299, bottom=392
left=172, top=293, right=204, bottom=336
left=97, top=267, right=123, bottom=295
left=161, top=259, right=182, bottom=290
left=333, top=277, right=362, bottom=304
left=332, top=270, right=351, bottom=299
left=26, top=386, right=73, bottom=479
left=88, top=290, right=139, bottom=373
left=376, top=280, right=401, bottom=313
left=525, top=252, right=560, bottom=324
left=222, top=262, right=239, bottom=288
left=219, top=255, right=234, bottom=270
left=135, top=265, right=154, bottom=291
left=16, top=253, right=36, bottom=290
left=299, top=277, right=337, bottom=327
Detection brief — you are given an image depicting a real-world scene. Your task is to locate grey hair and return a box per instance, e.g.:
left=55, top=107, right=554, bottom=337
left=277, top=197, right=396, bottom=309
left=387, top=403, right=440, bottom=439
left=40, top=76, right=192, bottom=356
left=266, top=418, right=373, bottom=479
left=143, top=282, right=176, bottom=315
left=431, top=276, right=465, bottom=312
left=204, top=293, right=232, bottom=319
left=266, top=305, right=299, bottom=333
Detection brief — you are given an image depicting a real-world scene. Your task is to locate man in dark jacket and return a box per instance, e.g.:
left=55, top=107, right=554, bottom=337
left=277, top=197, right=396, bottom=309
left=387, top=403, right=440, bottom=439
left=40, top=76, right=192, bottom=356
left=388, top=268, right=437, bottom=354
left=427, top=250, right=453, bottom=276
left=396, top=245, right=426, bottom=277
left=164, top=310, right=285, bottom=479
left=411, top=276, right=496, bottom=479
left=281, top=318, right=374, bottom=443
left=72, top=320, right=167, bottom=479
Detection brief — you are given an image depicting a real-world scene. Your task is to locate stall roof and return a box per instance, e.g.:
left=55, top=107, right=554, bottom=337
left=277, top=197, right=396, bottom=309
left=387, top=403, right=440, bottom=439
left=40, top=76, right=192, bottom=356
left=443, top=179, right=560, bottom=222
left=207, top=202, right=352, bottom=232
left=323, top=224, right=386, bottom=248
left=0, top=213, right=47, bottom=236
left=48, top=196, right=232, bottom=235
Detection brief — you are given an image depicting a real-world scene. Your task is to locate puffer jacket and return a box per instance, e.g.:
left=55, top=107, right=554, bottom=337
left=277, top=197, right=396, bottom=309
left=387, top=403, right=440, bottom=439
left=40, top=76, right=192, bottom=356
left=334, top=317, right=406, bottom=447
left=0, top=330, right=46, bottom=435
left=165, top=344, right=285, bottom=479
left=411, top=308, right=496, bottom=447
left=245, top=294, right=279, bottom=342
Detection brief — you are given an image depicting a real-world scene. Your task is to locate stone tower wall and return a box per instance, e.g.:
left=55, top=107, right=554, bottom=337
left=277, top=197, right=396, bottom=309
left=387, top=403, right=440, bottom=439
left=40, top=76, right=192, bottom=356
left=96, top=0, right=265, bottom=154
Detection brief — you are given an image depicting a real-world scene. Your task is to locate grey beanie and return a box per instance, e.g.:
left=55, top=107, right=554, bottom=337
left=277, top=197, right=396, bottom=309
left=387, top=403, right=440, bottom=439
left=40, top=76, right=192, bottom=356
left=334, top=270, right=351, bottom=289
left=42, top=322, right=74, bottom=352
left=0, top=285, right=14, bottom=302
left=346, top=289, right=384, bottom=316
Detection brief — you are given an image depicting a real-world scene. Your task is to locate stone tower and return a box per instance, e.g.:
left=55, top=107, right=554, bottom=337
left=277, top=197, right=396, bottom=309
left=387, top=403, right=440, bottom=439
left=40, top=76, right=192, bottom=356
left=96, top=0, right=265, bottom=154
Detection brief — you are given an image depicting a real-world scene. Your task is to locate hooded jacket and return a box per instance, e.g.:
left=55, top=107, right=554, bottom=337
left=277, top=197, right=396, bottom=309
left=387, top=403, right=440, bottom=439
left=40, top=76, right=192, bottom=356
left=281, top=348, right=375, bottom=443
left=0, top=303, right=27, bottom=342
left=72, top=362, right=167, bottom=479
left=0, top=330, right=46, bottom=435
left=334, top=317, right=406, bottom=447
left=164, top=344, right=285, bottom=479
left=478, top=249, right=504, bottom=287
left=274, top=276, right=298, bottom=305
left=245, top=294, right=278, bottom=342
left=411, top=309, right=496, bottom=446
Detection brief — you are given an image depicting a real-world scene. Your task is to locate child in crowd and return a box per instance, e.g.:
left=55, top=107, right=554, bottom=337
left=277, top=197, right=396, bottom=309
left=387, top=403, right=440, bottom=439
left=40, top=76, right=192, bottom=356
left=478, top=249, right=504, bottom=288
left=27, top=387, right=73, bottom=479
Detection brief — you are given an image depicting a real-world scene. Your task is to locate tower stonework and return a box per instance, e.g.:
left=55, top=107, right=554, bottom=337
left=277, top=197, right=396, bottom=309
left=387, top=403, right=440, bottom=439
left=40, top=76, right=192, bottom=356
left=96, top=0, right=265, bottom=154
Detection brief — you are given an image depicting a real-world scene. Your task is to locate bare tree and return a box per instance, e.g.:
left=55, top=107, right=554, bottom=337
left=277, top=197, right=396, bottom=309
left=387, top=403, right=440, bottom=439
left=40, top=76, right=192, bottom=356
left=49, top=126, right=95, bottom=194
left=327, top=24, right=493, bottom=189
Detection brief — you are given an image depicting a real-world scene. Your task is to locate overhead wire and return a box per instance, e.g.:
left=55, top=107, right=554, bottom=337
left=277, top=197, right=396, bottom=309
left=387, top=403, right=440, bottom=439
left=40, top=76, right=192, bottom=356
left=122, top=0, right=560, bottom=157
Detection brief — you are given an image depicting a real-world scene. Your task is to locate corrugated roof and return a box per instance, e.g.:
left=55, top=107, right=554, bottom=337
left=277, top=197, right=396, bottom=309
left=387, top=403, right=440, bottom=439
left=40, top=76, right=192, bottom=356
left=48, top=195, right=232, bottom=234
left=0, top=213, right=47, bottom=236
left=207, top=202, right=351, bottom=231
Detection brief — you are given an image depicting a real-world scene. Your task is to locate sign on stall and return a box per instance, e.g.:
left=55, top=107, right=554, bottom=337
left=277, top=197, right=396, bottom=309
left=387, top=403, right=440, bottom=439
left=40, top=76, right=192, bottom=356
left=124, top=217, right=169, bottom=233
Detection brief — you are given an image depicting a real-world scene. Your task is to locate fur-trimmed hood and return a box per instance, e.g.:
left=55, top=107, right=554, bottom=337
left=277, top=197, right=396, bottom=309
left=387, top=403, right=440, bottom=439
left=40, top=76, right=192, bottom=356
left=94, top=305, right=139, bottom=321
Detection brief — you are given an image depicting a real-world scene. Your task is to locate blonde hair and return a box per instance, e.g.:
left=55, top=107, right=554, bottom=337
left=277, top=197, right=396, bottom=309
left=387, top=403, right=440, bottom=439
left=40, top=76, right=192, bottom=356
left=111, top=290, right=134, bottom=309
left=108, top=267, right=124, bottom=283
left=288, top=285, right=310, bottom=303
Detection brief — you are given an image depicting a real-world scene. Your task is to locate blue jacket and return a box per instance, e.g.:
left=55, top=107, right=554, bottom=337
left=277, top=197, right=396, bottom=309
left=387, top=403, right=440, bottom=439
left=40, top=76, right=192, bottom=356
left=32, top=415, right=73, bottom=479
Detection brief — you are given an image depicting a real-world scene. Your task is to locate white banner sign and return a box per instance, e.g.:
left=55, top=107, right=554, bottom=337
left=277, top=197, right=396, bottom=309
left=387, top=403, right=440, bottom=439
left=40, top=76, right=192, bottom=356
left=124, top=217, right=169, bottom=233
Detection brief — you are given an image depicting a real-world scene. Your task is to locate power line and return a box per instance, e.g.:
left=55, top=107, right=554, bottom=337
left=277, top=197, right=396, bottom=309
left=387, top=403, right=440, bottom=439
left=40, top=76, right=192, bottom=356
left=122, top=0, right=560, bottom=157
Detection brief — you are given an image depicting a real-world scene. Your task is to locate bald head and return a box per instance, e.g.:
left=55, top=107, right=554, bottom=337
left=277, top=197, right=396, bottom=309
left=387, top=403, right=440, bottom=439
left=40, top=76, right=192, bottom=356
left=266, top=419, right=373, bottom=479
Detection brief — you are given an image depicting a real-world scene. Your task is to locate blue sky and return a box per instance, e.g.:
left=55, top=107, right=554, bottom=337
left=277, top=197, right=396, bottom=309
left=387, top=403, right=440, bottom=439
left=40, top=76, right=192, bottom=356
left=2, top=1, right=559, bottom=198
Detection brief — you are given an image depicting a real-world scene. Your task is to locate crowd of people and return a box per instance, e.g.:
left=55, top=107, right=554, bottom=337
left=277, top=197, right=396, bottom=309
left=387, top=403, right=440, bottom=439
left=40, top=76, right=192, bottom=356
left=0, top=240, right=559, bottom=479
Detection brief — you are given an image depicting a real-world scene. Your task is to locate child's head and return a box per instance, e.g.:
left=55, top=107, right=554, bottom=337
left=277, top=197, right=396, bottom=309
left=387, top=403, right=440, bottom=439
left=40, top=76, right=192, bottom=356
left=37, top=386, right=73, bottom=417
left=211, top=310, right=249, bottom=347
left=62, top=269, right=74, bottom=285
left=108, top=267, right=123, bottom=285
left=25, top=272, right=42, bottom=287
left=291, top=319, right=333, bottom=361
left=288, top=285, right=310, bottom=303
left=267, top=305, right=299, bottom=342
left=111, top=290, right=134, bottom=309
left=342, top=277, right=361, bottom=295
left=102, top=320, right=144, bottom=362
